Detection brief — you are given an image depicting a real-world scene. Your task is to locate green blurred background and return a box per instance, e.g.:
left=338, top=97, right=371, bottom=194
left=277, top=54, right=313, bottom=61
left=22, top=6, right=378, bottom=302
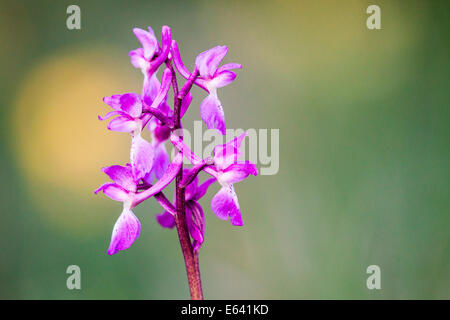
left=0, top=0, right=448, bottom=299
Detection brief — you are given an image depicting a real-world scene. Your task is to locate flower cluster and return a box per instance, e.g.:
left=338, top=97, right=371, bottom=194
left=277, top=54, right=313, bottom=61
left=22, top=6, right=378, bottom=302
left=95, top=26, right=257, bottom=255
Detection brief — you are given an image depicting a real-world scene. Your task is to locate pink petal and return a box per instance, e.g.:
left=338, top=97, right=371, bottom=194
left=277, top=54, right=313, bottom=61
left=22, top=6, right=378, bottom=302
left=184, top=170, right=199, bottom=202
left=144, top=143, right=169, bottom=183
left=98, top=110, right=122, bottom=121
left=107, top=208, right=141, bottom=255
left=103, top=95, right=122, bottom=110
left=213, top=132, right=247, bottom=170
left=156, top=211, right=175, bottom=229
left=119, top=93, right=142, bottom=118
left=143, top=73, right=161, bottom=105
left=195, top=46, right=228, bottom=77
left=133, top=28, right=158, bottom=60
left=130, top=135, right=154, bottom=181
left=180, top=92, right=193, bottom=119
left=153, top=124, right=171, bottom=143
left=94, top=183, right=129, bottom=202
left=171, top=40, right=191, bottom=80
left=107, top=116, right=139, bottom=133
left=129, top=48, right=147, bottom=70
left=211, top=185, right=243, bottom=226
left=200, top=94, right=226, bottom=135
left=209, top=71, right=237, bottom=89
left=219, top=161, right=258, bottom=184
left=193, top=178, right=216, bottom=201
left=102, top=165, right=136, bottom=192
left=216, top=63, right=242, bottom=74
left=148, top=26, right=171, bottom=73
left=186, top=201, right=205, bottom=252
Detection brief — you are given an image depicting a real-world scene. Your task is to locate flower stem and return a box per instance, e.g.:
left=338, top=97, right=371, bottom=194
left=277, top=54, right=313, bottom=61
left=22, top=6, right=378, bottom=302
left=170, top=62, right=204, bottom=300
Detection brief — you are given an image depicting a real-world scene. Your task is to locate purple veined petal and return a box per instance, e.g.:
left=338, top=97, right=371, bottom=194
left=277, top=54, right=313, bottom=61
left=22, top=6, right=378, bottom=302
left=156, top=211, right=176, bottom=229
left=107, top=116, right=139, bottom=133
left=170, top=133, right=203, bottom=164
left=180, top=92, right=193, bottom=119
left=186, top=201, right=205, bottom=252
left=94, top=183, right=130, bottom=202
left=129, top=48, right=147, bottom=70
left=171, top=40, right=191, bottom=80
left=130, top=135, right=154, bottom=181
left=148, top=68, right=172, bottom=110
left=216, top=63, right=242, bottom=74
left=102, top=165, right=137, bottom=192
left=208, top=71, right=237, bottom=89
left=146, top=26, right=160, bottom=52
left=200, top=93, right=226, bottom=135
left=195, top=45, right=228, bottom=78
left=193, top=177, right=216, bottom=201
left=107, top=207, right=141, bottom=255
left=143, top=73, right=161, bottom=105
left=119, top=93, right=142, bottom=118
left=132, top=151, right=183, bottom=207
left=211, top=185, right=243, bottom=226
left=213, top=132, right=247, bottom=170
left=219, top=161, right=258, bottom=184
left=133, top=28, right=158, bottom=60
left=103, top=94, right=122, bottom=110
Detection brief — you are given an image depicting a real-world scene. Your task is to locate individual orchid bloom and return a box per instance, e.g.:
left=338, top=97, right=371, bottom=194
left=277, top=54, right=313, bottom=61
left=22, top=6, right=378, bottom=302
left=94, top=164, right=141, bottom=255
left=156, top=168, right=216, bottom=252
left=100, top=92, right=154, bottom=180
left=171, top=132, right=258, bottom=226
left=95, top=152, right=184, bottom=255
left=100, top=92, right=148, bottom=134
left=171, top=41, right=241, bottom=135
left=129, top=26, right=172, bottom=94
left=100, top=68, right=174, bottom=181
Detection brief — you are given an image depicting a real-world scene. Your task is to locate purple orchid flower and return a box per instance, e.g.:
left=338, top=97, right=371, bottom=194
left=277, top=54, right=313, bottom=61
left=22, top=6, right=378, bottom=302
left=171, top=132, right=258, bottom=226
left=157, top=168, right=216, bottom=252
left=94, top=164, right=141, bottom=255
left=99, top=92, right=153, bottom=180
left=129, top=26, right=172, bottom=95
left=99, top=68, right=175, bottom=181
left=95, top=152, right=184, bottom=255
left=171, top=41, right=241, bottom=134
